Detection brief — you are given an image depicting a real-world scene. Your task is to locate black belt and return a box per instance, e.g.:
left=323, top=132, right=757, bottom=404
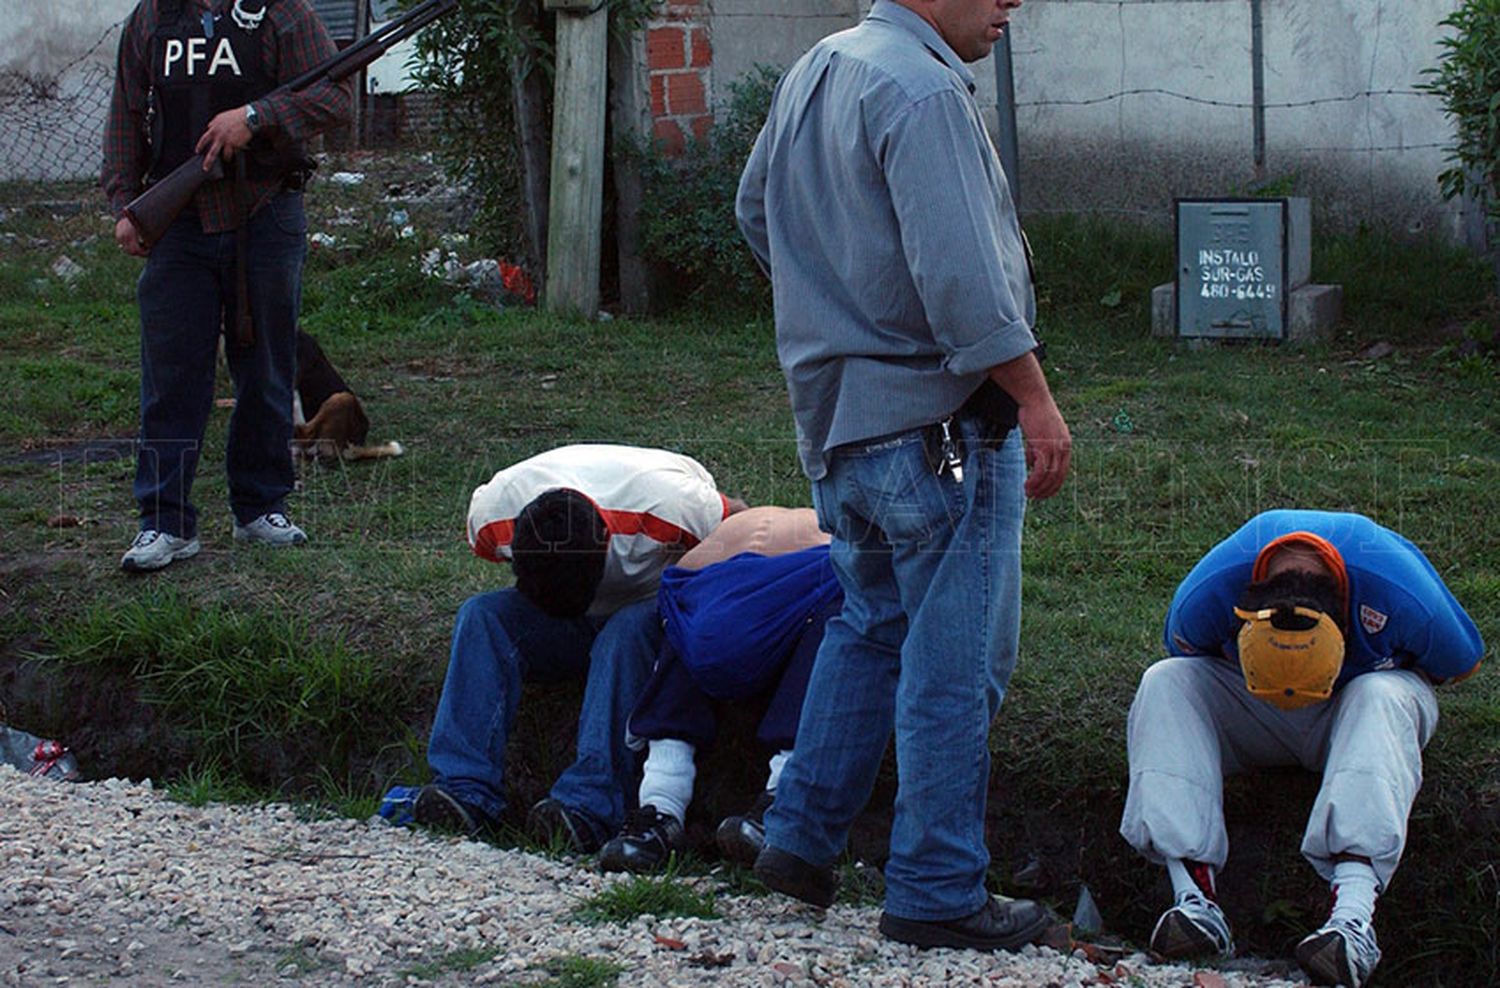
left=919, top=380, right=1020, bottom=480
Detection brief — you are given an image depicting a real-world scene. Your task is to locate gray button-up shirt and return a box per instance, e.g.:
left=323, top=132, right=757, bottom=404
left=737, top=0, right=1037, bottom=480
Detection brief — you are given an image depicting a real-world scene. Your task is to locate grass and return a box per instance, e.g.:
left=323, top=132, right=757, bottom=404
left=530, top=955, right=625, bottom=988
left=398, top=945, right=499, bottom=980
left=575, top=865, right=718, bottom=924
left=36, top=586, right=419, bottom=786
left=167, top=759, right=265, bottom=807
left=1, top=156, right=1497, bottom=985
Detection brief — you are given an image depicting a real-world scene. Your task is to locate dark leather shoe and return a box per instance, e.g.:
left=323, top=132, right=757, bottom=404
left=753, top=844, right=838, bottom=908
left=879, top=895, right=1053, bottom=951
left=526, top=798, right=610, bottom=854
left=715, top=790, right=773, bottom=866
left=412, top=785, right=483, bottom=836
left=598, top=805, right=685, bottom=873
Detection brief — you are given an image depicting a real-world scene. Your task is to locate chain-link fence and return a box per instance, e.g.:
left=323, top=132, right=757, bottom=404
left=0, top=20, right=119, bottom=183
left=0, top=8, right=438, bottom=187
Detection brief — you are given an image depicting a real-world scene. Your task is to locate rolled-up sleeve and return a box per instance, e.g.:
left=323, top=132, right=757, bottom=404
left=882, top=90, right=1035, bottom=374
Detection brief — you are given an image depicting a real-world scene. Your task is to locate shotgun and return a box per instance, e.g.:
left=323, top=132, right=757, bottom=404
left=124, top=0, right=458, bottom=247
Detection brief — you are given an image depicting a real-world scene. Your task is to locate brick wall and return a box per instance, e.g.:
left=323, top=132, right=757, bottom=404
left=362, top=92, right=442, bottom=149
left=645, top=0, right=713, bottom=156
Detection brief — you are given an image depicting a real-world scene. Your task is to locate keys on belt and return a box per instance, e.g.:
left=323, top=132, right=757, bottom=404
left=938, top=417, right=964, bottom=484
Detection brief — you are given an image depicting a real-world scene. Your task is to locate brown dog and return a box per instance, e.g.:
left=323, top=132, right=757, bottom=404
left=293, top=330, right=403, bottom=462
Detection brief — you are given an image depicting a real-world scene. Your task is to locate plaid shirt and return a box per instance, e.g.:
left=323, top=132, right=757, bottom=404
left=102, top=0, right=352, bottom=233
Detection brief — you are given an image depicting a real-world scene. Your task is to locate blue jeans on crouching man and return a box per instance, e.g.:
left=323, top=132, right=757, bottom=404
left=133, top=192, right=307, bottom=538
left=764, top=419, right=1026, bottom=921
left=427, top=590, right=660, bottom=830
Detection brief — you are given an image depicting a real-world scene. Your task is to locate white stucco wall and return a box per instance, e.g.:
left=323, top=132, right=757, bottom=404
left=0, top=0, right=138, bottom=181
left=1014, top=0, right=1466, bottom=238
left=709, top=0, right=861, bottom=105
left=3, top=0, right=1476, bottom=242
left=708, top=0, right=1472, bottom=240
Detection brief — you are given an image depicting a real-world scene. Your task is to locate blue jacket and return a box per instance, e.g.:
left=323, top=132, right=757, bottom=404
left=1164, top=510, right=1484, bottom=687
left=659, top=545, right=842, bottom=700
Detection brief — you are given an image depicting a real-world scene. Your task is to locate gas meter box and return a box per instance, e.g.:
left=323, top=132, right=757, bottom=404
left=1175, top=197, right=1311, bottom=340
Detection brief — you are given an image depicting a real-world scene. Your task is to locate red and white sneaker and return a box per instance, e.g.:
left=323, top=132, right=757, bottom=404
left=1149, top=889, right=1234, bottom=959
left=1296, top=915, right=1381, bottom=987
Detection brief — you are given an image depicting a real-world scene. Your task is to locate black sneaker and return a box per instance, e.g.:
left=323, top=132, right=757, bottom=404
left=715, top=790, right=773, bottom=866
left=753, top=844, right=838, bottom=908
left=879, top=894, right=1054, bottom=951
left=526, top=797, right=610, bottom=854
left=598, top=805, right=686, bottom=873
left=412, top=785, right=483, bottom=836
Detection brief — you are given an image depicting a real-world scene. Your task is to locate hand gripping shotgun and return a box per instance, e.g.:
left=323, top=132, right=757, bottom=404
left=123, top=0, right=458, bottom=248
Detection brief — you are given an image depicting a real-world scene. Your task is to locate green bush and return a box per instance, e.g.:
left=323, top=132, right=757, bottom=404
left=1421, top=0, right=1500, bottom=219
left=632, top=65, right=780, bottom=310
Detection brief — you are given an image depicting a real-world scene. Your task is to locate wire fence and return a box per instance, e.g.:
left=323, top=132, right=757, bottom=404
left=0, top=16, right=440, bottom=193
left=1015, top=87, right=1450, bottom=157
left=0, top=21, right=119, bottom=184
left=0, top=5, right=1465, bottom=222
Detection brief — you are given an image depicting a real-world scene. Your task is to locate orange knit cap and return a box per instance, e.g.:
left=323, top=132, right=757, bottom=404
left=1251, top=531, right=1349, bottom=619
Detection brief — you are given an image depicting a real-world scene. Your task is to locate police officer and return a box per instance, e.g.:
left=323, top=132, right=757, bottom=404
left=103, top=0, right=351, bottom=571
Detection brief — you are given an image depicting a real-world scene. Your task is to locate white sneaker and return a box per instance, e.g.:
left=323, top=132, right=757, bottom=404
left=232, top=512, right=307, bottom=546
left=1296, top=915, right=1381, bottom=987
left=120, top=530, right=200, bottom=572
left=1149, top=890, right=1234, bottom=959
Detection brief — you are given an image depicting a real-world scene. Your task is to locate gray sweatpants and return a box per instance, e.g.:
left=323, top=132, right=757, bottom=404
left=1119, top=657, right=1438, bottom=888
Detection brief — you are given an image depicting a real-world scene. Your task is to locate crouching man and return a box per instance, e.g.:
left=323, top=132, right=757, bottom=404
left=1121, top=509, right=1484, bottom=987
left=597, top=506, right=838, bottom=872
left=416, top=443, right=742, bottom=851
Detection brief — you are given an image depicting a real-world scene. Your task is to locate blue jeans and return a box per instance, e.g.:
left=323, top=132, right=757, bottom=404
left=134, top=192, right=306, bottom=537
left=764, top=419, right=1026, bottom=921
left=426, top=590, right=661, bottom=828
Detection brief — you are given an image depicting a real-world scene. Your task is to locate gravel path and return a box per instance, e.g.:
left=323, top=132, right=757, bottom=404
left=0, top=768, right=1312, bottom=987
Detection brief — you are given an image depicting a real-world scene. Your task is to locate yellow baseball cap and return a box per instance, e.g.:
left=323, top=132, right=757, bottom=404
left=1233, top=604, right=1345, bottom=710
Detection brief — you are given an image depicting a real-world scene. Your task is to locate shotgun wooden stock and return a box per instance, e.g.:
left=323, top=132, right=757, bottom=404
left=123, top=154, right=223, bottom=247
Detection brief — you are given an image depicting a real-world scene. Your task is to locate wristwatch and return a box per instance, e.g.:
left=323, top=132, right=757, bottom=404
left=245, top=103, right=262, bottom=133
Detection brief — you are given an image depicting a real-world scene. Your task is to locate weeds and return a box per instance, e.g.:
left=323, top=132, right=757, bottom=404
left=167, top=760, right=264, bottom=807
left=533, top=954, right=625, bottom=988
left=36, top=587, right=413, bottom=786
left=575, top=865, right=718, bottom=924
left=831, top=856, right=886, bottom=908
left=398, top=945, right=499, bottom=980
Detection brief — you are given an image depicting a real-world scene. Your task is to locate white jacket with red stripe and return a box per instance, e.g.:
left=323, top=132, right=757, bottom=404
left=467, top=444, right=731, bottom=615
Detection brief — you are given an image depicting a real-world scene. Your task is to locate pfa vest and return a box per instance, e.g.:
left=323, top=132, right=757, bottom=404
left=146, top=0, right=288, bottom=182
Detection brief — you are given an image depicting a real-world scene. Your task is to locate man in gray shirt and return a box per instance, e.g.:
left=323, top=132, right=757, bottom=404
left=736, top=0, right=1071, bottom=952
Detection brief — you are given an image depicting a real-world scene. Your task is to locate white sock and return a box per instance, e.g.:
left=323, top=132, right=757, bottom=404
left=1166, top=857, right=1216, bottom=901
left=637, top=738, right=695, bottom=824
left=1329, top=859, right=1380, bottom=925
left=765, top=749, right=793, bottom=792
